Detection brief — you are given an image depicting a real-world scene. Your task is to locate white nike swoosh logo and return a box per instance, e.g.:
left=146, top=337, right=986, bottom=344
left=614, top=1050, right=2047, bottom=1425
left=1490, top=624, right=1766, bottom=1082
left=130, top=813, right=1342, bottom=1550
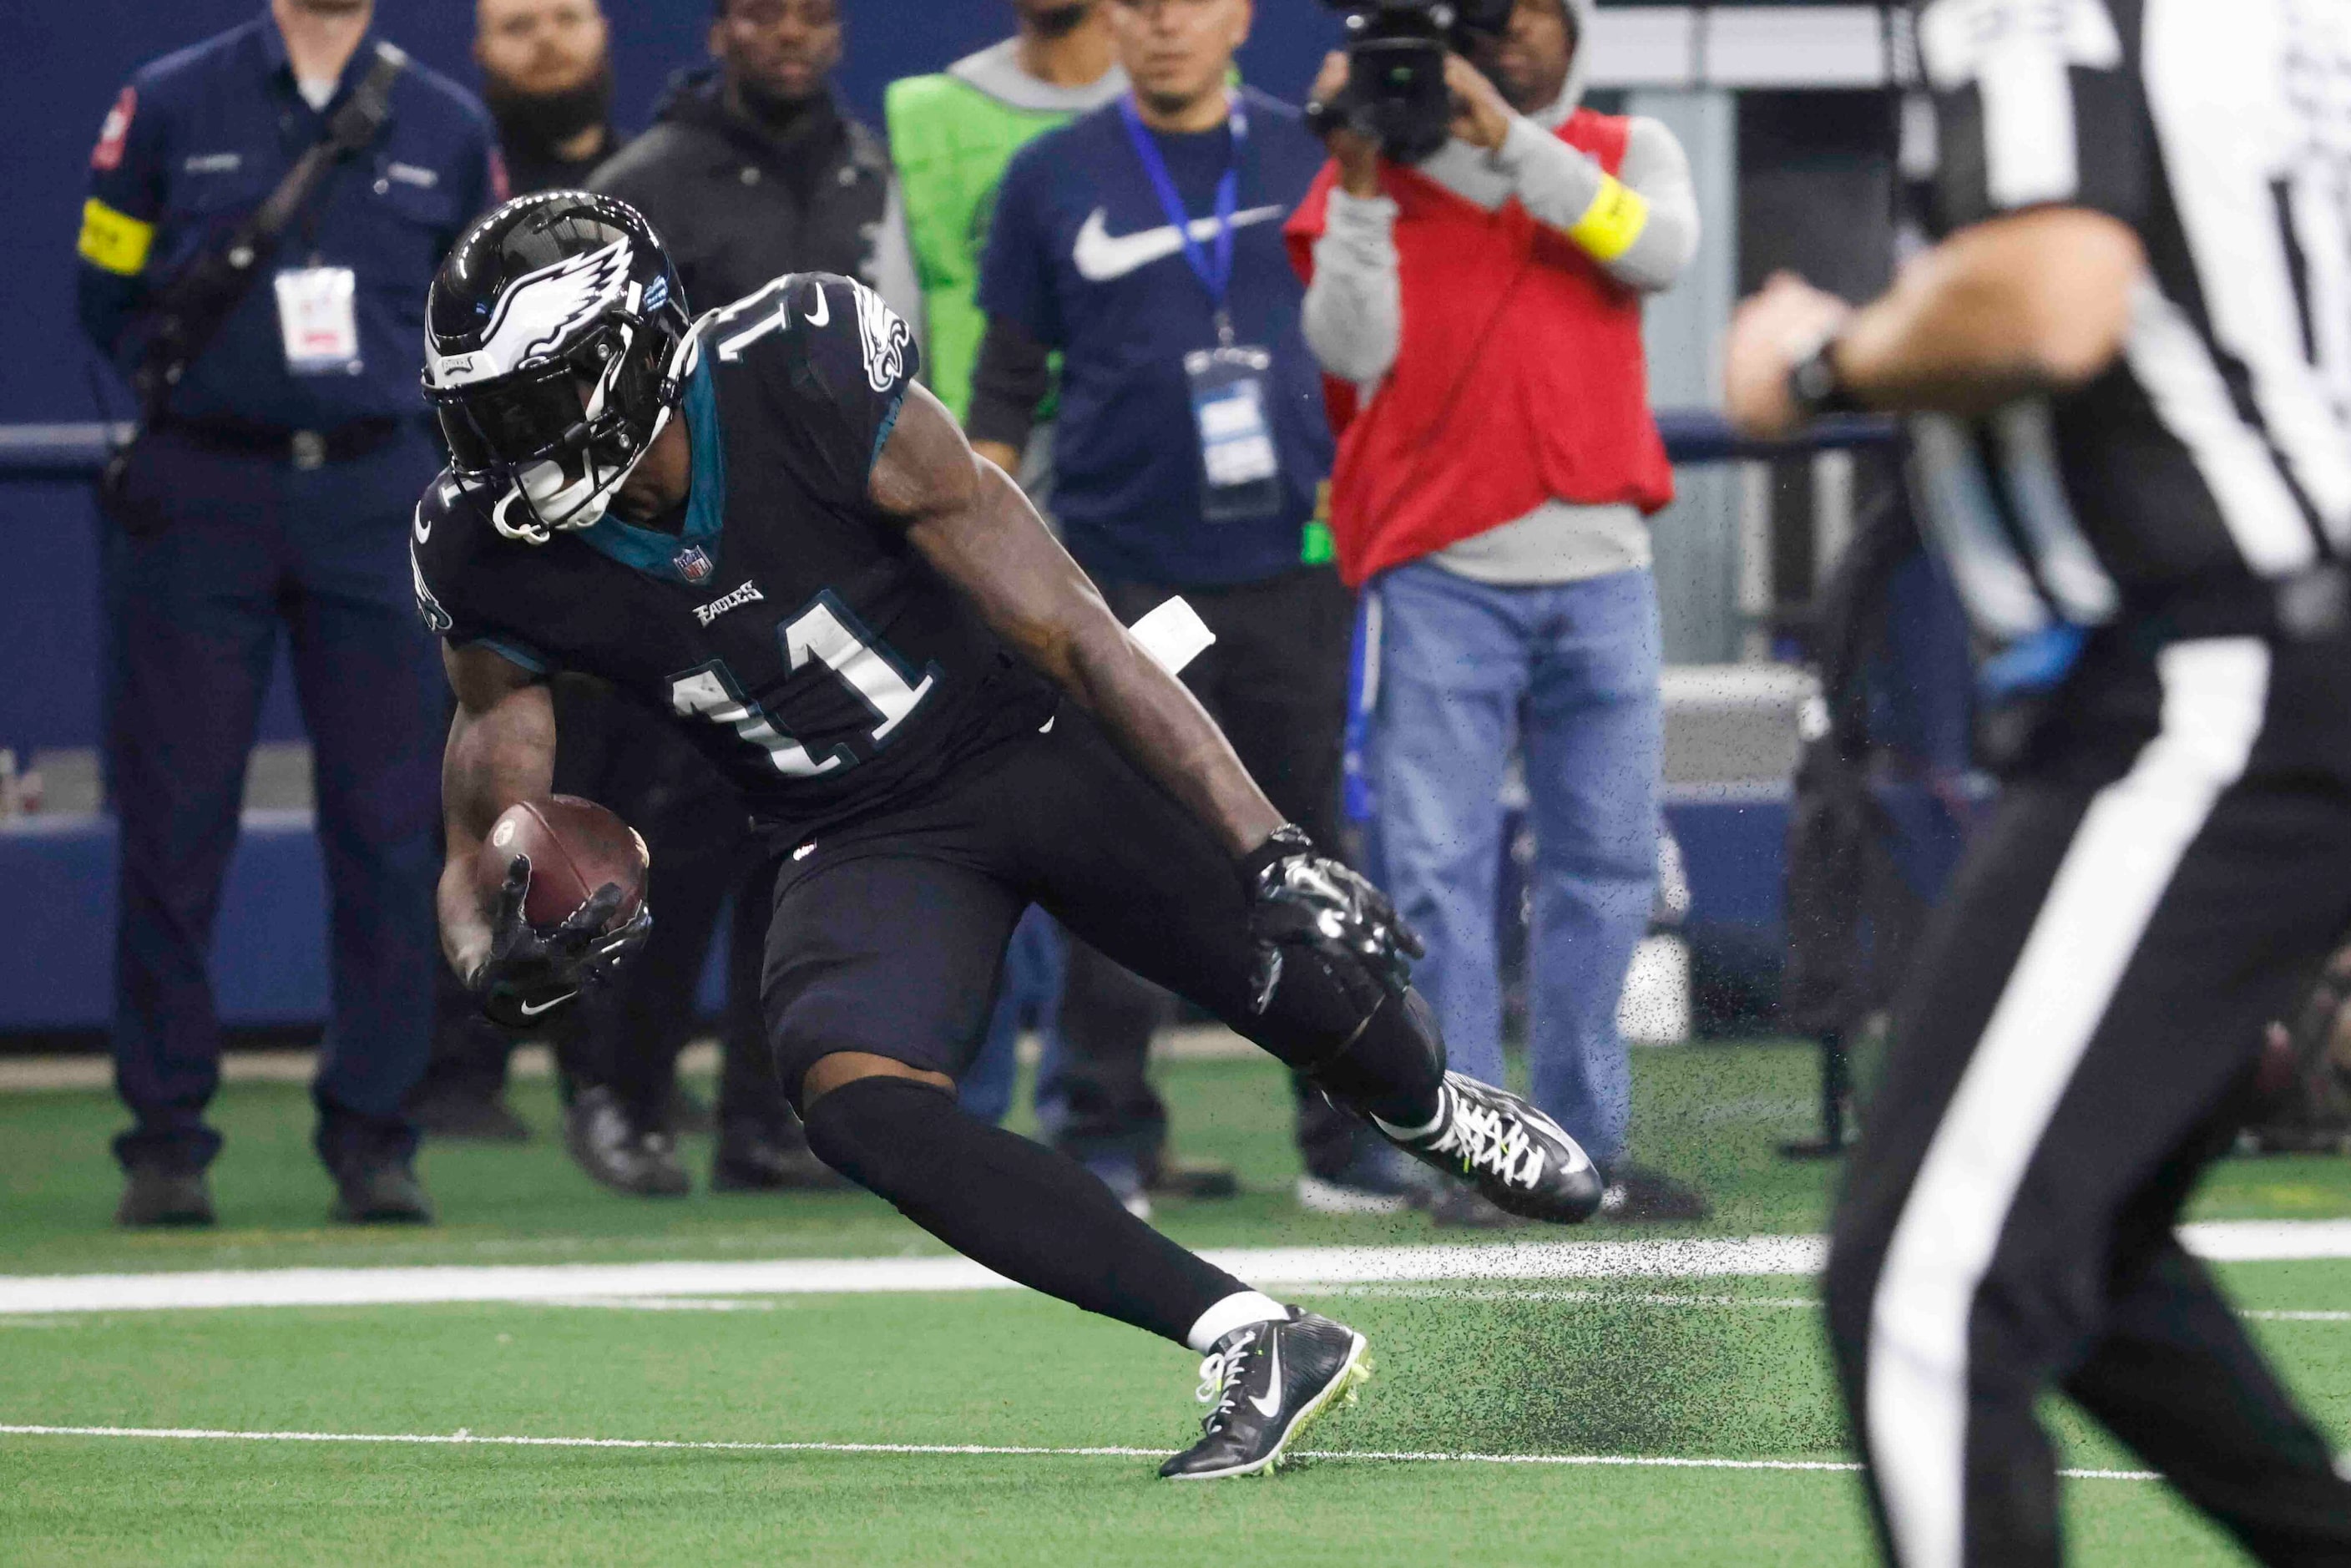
left=805, top=281, right=830, bottom=328
left=1248, top=1336, right=1283, bottom=1419
left=518, top=992, right=577, bottom=1017
left=1071, top=205, right=1287, bottom=283
left=1038, top=714, right=1056, bottom=735
left=412, top=503, right=431, bottom=544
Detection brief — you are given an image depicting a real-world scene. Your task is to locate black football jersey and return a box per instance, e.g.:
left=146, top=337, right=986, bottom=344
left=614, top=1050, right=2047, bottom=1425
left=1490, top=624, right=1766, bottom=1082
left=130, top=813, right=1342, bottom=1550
left=412, top=271, right=1055, bottom=839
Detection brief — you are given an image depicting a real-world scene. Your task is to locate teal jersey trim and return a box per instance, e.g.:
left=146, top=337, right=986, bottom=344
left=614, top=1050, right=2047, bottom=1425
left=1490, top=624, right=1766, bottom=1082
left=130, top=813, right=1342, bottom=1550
left=465, top=635, right=552, bottom=675
left=575, top=349, right=728, bottom=584
left=870, top=387, right=908, bottom=474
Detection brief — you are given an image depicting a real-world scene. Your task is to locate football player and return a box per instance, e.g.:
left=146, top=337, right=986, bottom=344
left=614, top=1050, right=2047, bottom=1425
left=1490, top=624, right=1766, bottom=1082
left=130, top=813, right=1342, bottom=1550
left=413, top=192, right=1602, bottom=1479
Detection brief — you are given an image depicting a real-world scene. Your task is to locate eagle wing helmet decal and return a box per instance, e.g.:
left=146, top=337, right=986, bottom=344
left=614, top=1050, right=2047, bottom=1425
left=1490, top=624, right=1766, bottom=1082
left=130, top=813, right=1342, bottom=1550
left=429, top=238, right=634, bottom=390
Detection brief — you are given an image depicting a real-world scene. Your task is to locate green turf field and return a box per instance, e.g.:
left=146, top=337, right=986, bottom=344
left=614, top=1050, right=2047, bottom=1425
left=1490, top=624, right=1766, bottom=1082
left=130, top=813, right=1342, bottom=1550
left=4, top=1042, right=2348, bottom=1565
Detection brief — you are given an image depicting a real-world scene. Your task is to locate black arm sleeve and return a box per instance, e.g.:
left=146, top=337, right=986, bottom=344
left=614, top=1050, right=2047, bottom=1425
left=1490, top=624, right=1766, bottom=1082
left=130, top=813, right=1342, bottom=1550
left=965, top=312, right=1053, bottom=452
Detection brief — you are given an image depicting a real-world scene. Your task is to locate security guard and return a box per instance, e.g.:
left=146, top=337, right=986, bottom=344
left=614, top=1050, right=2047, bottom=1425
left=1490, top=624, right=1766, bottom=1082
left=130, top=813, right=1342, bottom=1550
left=77, top=0, right=501, bottom=1229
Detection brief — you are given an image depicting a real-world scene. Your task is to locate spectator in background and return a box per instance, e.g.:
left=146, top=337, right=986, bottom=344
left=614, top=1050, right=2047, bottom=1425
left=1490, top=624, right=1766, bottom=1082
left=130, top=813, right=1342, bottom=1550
left=885, top=0, right=1128, bottom=1130
left=531, top=0, right=924, bottom=1196
left=1289, top=0, right=1706, bottom=1223
left=591, top=0, right=921, bottom=331
left=474, top=0, right=619, bottom=191
left=75, top=0, right=500, bottom=1227
left=888, top=0, right=1125, bottom=424
left=973, top=0, right=1417, bottom=1216
left=412, top=0, right=624, bottom=1145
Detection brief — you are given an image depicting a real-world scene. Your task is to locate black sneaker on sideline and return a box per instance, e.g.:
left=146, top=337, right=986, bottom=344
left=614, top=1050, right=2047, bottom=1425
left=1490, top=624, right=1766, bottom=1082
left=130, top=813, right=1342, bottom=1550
left=712, top=1119, right=847, bottom=1192
left=1595, top=1163, right=1711, bottom=1223
left=331, top=1161, right=435, bottom=1225
left=115, top=1167, right=215, bottom=1228
left=1380, top=1072, right=1603, bottom=1225
left=1158, top=1310, right=1372, bottom=1481
left=565, top=1087, right=690, bottom=1197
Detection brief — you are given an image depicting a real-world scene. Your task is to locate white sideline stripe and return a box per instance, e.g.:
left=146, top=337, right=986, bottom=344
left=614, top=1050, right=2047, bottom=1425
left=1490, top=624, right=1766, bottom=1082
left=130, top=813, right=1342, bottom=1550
left=0, top=1424, right=2172, bottom=1482
left=0, top=1237, right=1819, bottom=1315
left=1318, top=1286, right=2351, bottom=1326
left=544, top=1297, right=780, bottom=1313
left=3, top=1222, right=2348, bottom=1316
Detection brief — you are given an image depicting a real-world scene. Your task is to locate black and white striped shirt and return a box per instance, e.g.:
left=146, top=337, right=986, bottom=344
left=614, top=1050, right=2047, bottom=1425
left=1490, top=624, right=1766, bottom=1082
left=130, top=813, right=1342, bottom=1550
left=1908, top=0, right=2351, bottom=645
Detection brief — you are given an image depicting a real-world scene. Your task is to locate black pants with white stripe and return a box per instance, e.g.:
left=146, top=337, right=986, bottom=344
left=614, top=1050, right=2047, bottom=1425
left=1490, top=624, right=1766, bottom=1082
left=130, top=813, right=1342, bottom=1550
left=1826, top=630, right=2351, bottom=1567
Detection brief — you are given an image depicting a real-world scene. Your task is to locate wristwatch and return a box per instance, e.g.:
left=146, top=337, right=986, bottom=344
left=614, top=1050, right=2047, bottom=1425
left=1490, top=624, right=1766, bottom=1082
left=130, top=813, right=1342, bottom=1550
left=1787, top=331, right=1863, bottom=422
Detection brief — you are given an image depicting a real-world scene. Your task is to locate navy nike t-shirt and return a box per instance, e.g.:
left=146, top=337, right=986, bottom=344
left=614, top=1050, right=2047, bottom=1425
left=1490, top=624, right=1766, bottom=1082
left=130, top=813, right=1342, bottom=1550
left=979, top=88, right=1332, bottom=588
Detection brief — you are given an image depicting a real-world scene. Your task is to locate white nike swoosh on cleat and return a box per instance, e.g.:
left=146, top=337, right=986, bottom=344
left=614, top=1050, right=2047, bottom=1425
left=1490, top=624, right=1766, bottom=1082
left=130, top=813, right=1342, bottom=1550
left=1248, top=1337, right=1283, bottom=1418
left=518, top=992, right=577, bottom=1018
left=1071, top=206, right=1287, bottom=283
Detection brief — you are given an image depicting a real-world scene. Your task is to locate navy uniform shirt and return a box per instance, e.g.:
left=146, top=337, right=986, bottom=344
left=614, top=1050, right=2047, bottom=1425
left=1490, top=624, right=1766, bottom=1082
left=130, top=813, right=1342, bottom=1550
left=76, top=11, right=503, bottom=432
left=979, top=88, right=1332, bottom=589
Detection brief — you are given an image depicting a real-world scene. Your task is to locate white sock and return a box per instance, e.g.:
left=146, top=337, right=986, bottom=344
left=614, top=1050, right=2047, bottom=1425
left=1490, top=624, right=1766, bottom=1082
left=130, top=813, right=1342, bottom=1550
left=1372, top=1081, right=1449, bottom=1144
left=1186, top=1291, right=1287, bottom=1354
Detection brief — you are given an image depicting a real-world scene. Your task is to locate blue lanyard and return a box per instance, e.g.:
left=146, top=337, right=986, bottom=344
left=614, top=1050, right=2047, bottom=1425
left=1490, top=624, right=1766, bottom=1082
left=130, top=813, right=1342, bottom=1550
left=1116, top=92, right=1248, bottom=313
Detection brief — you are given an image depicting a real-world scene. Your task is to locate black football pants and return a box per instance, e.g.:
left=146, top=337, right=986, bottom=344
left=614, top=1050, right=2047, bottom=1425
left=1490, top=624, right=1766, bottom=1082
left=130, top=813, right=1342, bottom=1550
left=1048, top=568, right=1364, bottom=1176
left=1825, top=631, right=2351, bottom=1566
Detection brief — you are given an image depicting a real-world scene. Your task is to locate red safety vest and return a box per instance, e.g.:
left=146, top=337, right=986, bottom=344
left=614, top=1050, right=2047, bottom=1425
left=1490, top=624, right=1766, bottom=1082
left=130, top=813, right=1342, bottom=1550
left=1286, top=109, right=1675, bottom=588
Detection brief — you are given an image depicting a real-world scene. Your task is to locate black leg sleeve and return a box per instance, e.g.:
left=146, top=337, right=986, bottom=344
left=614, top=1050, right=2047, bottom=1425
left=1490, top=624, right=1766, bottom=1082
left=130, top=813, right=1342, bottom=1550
left=802, top=1076, right=1246, bottom=1347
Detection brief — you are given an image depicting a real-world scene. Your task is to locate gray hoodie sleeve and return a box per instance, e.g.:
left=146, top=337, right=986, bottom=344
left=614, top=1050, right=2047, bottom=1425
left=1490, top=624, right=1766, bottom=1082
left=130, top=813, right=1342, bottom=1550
left=868, top=176, right=929, bottom=355
left=1495, top=114, right=1698, bottom=295
left=1299, top=189, right=1403, bottom=388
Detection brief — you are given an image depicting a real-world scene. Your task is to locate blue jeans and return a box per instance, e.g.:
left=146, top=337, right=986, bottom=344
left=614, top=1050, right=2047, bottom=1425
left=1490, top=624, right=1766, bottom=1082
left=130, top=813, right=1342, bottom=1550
left=958, top=907, right=1067, bottom=1125
left=1369, top=561, right=1661, bottom=1167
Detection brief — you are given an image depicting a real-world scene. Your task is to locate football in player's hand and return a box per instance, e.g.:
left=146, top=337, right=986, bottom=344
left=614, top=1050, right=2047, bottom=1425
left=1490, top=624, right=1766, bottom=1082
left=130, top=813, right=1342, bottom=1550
left=475, top=797, right=650, bottom=931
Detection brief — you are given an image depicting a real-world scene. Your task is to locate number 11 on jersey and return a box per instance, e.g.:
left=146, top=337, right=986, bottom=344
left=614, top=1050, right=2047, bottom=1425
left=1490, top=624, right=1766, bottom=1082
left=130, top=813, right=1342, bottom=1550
left=785, top=593, right=937, bottom=742
left=667, top=592, right=940, bottom=778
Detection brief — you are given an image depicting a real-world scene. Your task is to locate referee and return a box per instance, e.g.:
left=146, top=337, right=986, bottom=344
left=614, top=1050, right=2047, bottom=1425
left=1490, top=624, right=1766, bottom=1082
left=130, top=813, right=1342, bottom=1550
left=1727, top=1, right=2351, bottom=1562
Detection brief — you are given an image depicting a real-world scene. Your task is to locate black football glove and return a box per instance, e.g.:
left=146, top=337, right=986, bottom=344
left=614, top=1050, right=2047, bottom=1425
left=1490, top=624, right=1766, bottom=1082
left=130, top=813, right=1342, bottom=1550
left=468, top=853, right=653, bottom=1029
left=1238, top=824, right=1423, bottom=1018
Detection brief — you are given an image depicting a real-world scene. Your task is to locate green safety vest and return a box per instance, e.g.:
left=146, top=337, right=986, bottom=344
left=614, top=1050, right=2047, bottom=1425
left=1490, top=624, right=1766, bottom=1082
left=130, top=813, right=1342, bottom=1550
left=884, top=73, right=1084, bottom=421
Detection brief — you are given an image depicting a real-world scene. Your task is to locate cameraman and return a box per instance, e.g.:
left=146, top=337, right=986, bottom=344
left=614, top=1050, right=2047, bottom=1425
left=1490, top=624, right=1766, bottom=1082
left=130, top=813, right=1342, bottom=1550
left=1287, top=0, right=1702, bottom=1224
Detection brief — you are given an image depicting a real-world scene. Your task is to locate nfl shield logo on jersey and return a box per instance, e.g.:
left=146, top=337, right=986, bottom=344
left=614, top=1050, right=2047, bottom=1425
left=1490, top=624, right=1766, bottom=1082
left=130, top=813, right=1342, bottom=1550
left=674, top=545, right=714, bottom=584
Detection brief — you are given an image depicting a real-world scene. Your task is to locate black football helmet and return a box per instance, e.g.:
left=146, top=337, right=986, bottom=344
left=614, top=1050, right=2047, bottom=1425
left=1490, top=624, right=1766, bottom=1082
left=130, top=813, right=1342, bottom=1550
left=423, top=191, right=696, bottom=543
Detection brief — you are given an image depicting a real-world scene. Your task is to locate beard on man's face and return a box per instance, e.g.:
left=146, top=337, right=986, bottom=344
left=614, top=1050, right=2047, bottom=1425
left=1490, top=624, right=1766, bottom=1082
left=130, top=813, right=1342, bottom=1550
left=483, top=61, right=614, bottom=151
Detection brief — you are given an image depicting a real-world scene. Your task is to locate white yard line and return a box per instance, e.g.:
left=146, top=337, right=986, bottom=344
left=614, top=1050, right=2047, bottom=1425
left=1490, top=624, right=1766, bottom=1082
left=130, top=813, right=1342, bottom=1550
left=0, top=1422, right=2166, bottom=1481
left=3, top=1220, right=2345, bottom=1316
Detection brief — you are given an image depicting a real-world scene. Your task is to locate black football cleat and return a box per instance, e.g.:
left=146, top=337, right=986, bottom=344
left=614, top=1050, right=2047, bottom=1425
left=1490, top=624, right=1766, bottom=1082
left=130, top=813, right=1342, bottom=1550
left=1158, top=1310, right=1371, bottom=1481
left=1382, top=1071, right=1604, bottom=1225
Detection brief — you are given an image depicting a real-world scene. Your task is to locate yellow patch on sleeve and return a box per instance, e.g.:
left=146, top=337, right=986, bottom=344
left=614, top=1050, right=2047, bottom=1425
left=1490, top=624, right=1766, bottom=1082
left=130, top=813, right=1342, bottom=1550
left=1567, top=175, right=1650, bottom=264
left=78, top=198, right=154, bottom=276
